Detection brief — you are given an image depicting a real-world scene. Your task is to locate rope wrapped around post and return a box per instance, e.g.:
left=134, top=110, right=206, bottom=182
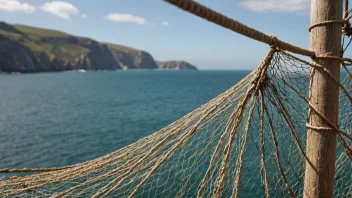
left=164, top=0, right=315, bottom=57
left=308, top=0, right=352, bottom=36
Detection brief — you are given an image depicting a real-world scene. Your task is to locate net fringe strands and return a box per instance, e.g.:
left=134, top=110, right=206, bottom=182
left=0, top=0, right=351, bottom=197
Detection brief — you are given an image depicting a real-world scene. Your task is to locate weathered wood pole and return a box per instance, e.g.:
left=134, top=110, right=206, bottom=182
left=303, top=0, right=342, bottom=198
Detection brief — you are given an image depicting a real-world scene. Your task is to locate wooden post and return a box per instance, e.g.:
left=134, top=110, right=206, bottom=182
left=303, top=0, right=342, bottom=198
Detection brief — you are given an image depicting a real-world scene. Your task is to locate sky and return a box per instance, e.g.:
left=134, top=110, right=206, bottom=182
left=0, top=0, right=312, bottom=70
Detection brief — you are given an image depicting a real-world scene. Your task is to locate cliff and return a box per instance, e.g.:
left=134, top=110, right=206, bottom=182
left=0, top=22, right=197, bottom=73
left=156, top=61, right=197, bottom=70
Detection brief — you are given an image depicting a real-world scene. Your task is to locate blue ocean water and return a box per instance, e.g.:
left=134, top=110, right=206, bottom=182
left=0, top=70, right=250, bottom=169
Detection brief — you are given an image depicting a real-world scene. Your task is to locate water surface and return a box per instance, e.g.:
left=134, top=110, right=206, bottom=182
left=0, top=70, right=250, bottom=169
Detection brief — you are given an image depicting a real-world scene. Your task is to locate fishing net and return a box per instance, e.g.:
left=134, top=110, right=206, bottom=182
left=0, top=47, right=351, bottom=197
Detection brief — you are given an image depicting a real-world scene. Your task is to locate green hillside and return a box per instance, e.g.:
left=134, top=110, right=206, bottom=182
left=13, top=24, right=70, bottom=37
left=106, top=43, right=137, bottom=53
left=1, top=24, right=90, bottom=61
left=0, top=21, right=197, bottom=73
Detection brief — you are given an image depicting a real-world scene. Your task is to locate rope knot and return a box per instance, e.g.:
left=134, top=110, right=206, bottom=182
left=269, top=35, right=279, bottom=49
left=342, top=19, right=352, bottom=36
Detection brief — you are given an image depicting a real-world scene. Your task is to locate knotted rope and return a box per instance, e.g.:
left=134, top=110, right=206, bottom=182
left=308, top=20, right=348, bottom=32
left=309, top=0, right=352, bottom=36
left=164, top=0, right=315, bottom=57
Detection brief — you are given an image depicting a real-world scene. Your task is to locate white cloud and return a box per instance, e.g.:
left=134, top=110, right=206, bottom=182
left=40, top=1, right=79, bottom=20
left=0, top=0, right=35, bottom=13
left=241, top=0, right=310, bottom=13
left=161, top=21, right=169, bottom=26
left=104, top=13, right=147, bottom=25
left=81, top=13, right=87, bottom=18
left=154, top=17, right=169, bottom=26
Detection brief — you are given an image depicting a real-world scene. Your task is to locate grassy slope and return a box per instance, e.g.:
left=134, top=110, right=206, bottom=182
left=13, top=24, right=70, bottom=37
left=0, top=25, right=84, bottom=61
left=1, top=23, right=196, bottom=71
left=0, top=23, right=196, bottom=71
left=0, top=23, right=140, bottom=62
left=15, top=25, right=88, bottom=60
left=105, top=43, right=138, bottom=53
left=0, top=29, right=23, bottom=40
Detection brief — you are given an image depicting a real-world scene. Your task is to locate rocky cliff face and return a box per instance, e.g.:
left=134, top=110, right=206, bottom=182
left=108, top=47, right=158, bottom=70
left=0, top=22, right=197, bottom=73
left=0, top=35, right=49, bottom=72
left=79, top=39, right=121, bottom=70
left=156, top=61, right=198, bottom=70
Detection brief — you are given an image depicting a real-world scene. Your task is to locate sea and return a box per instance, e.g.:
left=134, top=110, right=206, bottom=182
left=1, top=70, right=351, bottom=197
left=0, top=70, right=250, bottom=169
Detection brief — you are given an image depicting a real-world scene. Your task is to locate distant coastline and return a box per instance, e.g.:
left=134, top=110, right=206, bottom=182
left=0, top=68, right=199, bottom=75
left=0, top=21, right=197, bottom=73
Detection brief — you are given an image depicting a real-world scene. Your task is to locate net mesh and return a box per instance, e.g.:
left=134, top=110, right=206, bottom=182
left=0, top=48, right=351, bottom=197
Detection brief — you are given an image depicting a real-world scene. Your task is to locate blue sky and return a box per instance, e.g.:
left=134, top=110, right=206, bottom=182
left=0, top=0, right=312, bottom=70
